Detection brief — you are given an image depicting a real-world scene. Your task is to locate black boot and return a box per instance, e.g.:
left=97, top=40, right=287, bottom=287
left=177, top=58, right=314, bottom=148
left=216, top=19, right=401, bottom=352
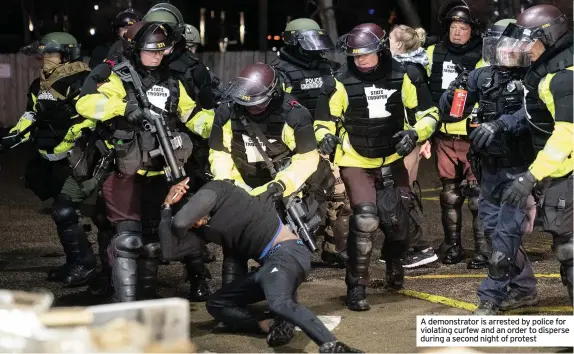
left=202, top=244, right=216, bottom=264
left=88, top=228, right=114, bottom=297
left=137, top=242, right=161, bottom=300
left=386, top=260, right=404, bottom=290
left=184, top=256, right=211, bottom=302
left=468, top=231, right=491, bottom=269
left=50, top=195, right=96, bottom=284
left=439, top=182, right=465, bottom=264
left=346, top=210, right=376, bottom=312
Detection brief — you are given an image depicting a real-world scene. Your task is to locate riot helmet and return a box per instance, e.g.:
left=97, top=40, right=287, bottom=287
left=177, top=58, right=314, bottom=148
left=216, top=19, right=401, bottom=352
left=184, top=24, right=200, bottom=52
left=283, top=18, right=334, bottom=52
left=482, top=19, right=516, bottom=64
left=515, top=5, right=569, bottom=48
left=438, top=0, right=480, bottom=41
left=113, top=8, right=142, bottom=37
left=224, top=63, right=280, bottom=115
left=125, top=21, right=172, bottom=69
left=36, top=32, right=81, bottom=62
left=338, top=23, right=386, bottom=56
left=144, top=3, right=185, bottom=40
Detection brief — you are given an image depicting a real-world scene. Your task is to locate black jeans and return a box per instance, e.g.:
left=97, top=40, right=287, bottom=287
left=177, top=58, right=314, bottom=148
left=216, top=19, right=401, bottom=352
left=206, top=239, right=336, bottom=346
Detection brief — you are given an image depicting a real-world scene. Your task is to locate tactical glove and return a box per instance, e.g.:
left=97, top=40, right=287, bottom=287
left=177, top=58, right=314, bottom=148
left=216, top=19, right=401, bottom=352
left=258, top=181, right=285, bottom=205
left=318, top=133, right=341, bottom=155
left=501, top=170, right=537, bottom=209
left=393, top=130, right=418, bottom=156
left=320, top=75, right=337, bottom=96
left=125, top=103, right=145, bottom=123
left=469, top=119, right=506, bottom=149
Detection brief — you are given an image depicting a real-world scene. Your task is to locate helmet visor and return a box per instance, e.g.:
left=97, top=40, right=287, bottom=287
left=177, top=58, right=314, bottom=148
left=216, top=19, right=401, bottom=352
left=224, top=77, right=277, bottom=107
left=285, top=30, right=334, bottom=51
left=482, top=36, right=500, bottom=64
left=339, top=29, right=384, bottom=56
left=493, top=36, right=532, bottom=67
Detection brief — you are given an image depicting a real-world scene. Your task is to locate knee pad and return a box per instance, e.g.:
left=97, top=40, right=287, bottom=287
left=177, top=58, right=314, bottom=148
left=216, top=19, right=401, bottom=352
left=467, top=196, right=479, bottom=213
left=351, top=203, right=379, bottom=233
left=462, top=180, right=480, bottom=198
left=440, top=183, right=464, bottom=209
left=51, top=195, right=78, bottom=226
left=113, top=232, right=143, bottom=259
left=553, top=233, right=573, bottom=265
left=487, top=250, right=513, bottom=280
left=141, top=242, right=161, bottom=259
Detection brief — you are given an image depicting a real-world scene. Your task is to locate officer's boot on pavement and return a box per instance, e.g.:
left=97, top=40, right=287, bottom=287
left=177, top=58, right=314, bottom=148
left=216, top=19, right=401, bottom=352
left=468, top=231, right=492, bottom=269
left=319, top=341, right=364, bottom=353
left=473, top=301, right=499, bottom=315
left=385, top=259, right=405, bottom=290
left=61, top=225, right=96, bottom=287
left=500, top=289, right=540, bottom=311
left=184, top=256, right=211, bottom=302
left=439, top=183, right=465, bottom=264
left=88, top=228, right=114, bottom=297
left=47, top=232, right=74, bottom=282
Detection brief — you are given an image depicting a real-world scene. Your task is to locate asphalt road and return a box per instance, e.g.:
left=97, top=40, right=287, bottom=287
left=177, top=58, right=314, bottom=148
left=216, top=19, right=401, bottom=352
left=0, top=145, right=572, bottom=353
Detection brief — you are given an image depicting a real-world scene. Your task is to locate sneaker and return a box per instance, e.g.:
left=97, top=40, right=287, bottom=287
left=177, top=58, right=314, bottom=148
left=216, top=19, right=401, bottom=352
left=63, top=265, right=95, bottom=287
left=319, top=341, right=364, bottom=353
left=473, top=301, right=499, bottom=315
left=500, top=290, right=539, bottom=311
left=266, top=317, right=295, bottom=347
left=401, top=248, right=439, bottom=269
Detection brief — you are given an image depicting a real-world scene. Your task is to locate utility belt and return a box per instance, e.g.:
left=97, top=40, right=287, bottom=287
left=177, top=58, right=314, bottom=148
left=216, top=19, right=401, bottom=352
left=435, top=131, right=469, bottom=141
left=480, top=155, right=530, bottom=172
left=534, top=172, right=573, bottom=209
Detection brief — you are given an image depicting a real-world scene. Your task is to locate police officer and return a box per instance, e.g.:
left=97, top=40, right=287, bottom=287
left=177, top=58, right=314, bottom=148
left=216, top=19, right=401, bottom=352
left=143, top=4, right=216, bottom=301
left=326, top=23, right=439, bottom=311
left=440, top=22, right=540, bottom=315
left=3, top=33, right=96, bottom=286
left=89, top=8, right=141, bottom=69
left=426, top=0, right=486, bottom=267
left=500, top=5, right=573, bottom=305
left=209, top=63, right=327, bottom=283
left=271, top=18, right=349, bottom=266
left=76, top=21, right=199, bottom=302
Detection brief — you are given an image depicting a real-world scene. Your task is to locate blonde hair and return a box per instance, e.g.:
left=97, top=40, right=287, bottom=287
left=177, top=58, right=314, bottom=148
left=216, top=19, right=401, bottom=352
left=392, top=25, right=427, bottom=53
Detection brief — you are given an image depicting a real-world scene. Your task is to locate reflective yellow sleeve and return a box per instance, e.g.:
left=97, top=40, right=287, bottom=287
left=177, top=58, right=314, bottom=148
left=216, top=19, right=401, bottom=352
left=314, top=80, right=347, bottom=142
left=10, top=112, right=36, bottom=140
left=208, top=120, right=247, bottom=186
left=475, top=58, right=487, bottom=69
left=402, top=74, right=439, bottom=141
left=177, top=81, right=197, bottom=117
left=425, top=45, right=435, bottom=76
left=184, top=109, right=214, bottom=139
left=284, top=85, right=293, bottom=94
left=529, top=122, right=573, bottom=180
left=75, top=73, right=128, bottom=121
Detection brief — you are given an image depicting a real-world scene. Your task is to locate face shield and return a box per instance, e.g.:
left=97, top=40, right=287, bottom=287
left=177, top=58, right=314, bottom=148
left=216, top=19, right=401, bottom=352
left=338, top=29, right=385, bottom=56
left=223, top=76, right=278, bottom=108
left=493, top=24, right=534, bottom=67
left=482, top=36, right=500, bottom=64
left=284, top=29, right=334, bottom=51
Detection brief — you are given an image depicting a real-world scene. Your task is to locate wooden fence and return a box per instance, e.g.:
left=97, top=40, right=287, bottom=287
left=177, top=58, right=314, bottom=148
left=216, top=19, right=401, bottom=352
left=0, top=51, right=345, bottom=127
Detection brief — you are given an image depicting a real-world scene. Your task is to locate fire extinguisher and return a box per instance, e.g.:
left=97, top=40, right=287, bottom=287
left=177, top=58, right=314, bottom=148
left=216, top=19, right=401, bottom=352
left=449, top=64, right=469, bottom=120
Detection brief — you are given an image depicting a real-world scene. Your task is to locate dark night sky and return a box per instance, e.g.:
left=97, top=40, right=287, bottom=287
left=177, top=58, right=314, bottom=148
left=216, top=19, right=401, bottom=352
left=0, top=0, right=570, bottom=54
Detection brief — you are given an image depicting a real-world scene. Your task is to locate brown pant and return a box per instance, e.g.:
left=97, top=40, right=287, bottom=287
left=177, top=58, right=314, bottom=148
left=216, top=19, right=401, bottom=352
left=340, top=162, right=410, bottom=208
left=404, top=144, right=422, bottom=186
left=434, top=136, right=476, bottom=182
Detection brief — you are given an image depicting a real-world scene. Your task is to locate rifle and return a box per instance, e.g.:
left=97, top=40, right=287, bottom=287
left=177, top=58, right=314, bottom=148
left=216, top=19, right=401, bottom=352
left=112, top=60, right=186, bottom=182
left=1, top=89, right=81, bottom=153
left=237, top=115, right=319, bottom=252
left=283, top=190, right=321, bottom=253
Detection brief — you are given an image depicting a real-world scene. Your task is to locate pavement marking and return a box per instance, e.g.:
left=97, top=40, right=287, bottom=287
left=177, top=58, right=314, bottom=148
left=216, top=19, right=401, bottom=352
left=399, top=289, right=573, bottom=314
left=295, top=315, right=341, bottom=332
left=399, top=289, right=477, bottom=312
left=405, top=274, right=561, bottom=279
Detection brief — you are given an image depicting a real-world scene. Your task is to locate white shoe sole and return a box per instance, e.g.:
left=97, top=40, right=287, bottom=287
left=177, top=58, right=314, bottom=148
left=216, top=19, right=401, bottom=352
left=402, top=254, right=439, bottom=269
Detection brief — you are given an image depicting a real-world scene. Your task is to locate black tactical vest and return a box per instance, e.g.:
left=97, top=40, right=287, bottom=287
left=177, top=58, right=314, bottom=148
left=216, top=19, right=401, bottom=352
left=523, top=44, right=574, bottom=153
left=470, top=67, right=534, bottom=163
left=168, top=51, right=200, bottom=101
left=34, top=64, right=88, bottom=152
left=273, top=57, right=333, bottom=118
left=429, top=42, right=482, bottom=122
left=338, top=60, right=405, bottom=158
left=229, top=96, right=293, bottom=187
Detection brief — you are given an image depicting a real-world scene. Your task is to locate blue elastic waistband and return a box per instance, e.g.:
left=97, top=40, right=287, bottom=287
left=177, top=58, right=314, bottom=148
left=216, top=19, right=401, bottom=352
left=259, top=216, right=283, bottom=260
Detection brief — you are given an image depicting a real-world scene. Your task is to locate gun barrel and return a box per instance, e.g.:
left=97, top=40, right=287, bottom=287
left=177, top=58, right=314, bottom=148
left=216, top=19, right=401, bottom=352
left=145, top=110, right=184, bottom=181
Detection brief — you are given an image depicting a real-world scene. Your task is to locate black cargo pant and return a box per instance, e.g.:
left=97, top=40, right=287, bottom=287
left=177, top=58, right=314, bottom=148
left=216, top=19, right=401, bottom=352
left=206, top=239, right=337, bottom=346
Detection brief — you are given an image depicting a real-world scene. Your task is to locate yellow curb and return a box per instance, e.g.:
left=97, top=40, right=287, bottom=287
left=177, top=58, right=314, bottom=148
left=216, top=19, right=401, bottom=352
left=405, top=274, right=561, bottom=279
left=398, top=289, right=477, bottom=312
left=399, top=289, right=574, bottom=314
